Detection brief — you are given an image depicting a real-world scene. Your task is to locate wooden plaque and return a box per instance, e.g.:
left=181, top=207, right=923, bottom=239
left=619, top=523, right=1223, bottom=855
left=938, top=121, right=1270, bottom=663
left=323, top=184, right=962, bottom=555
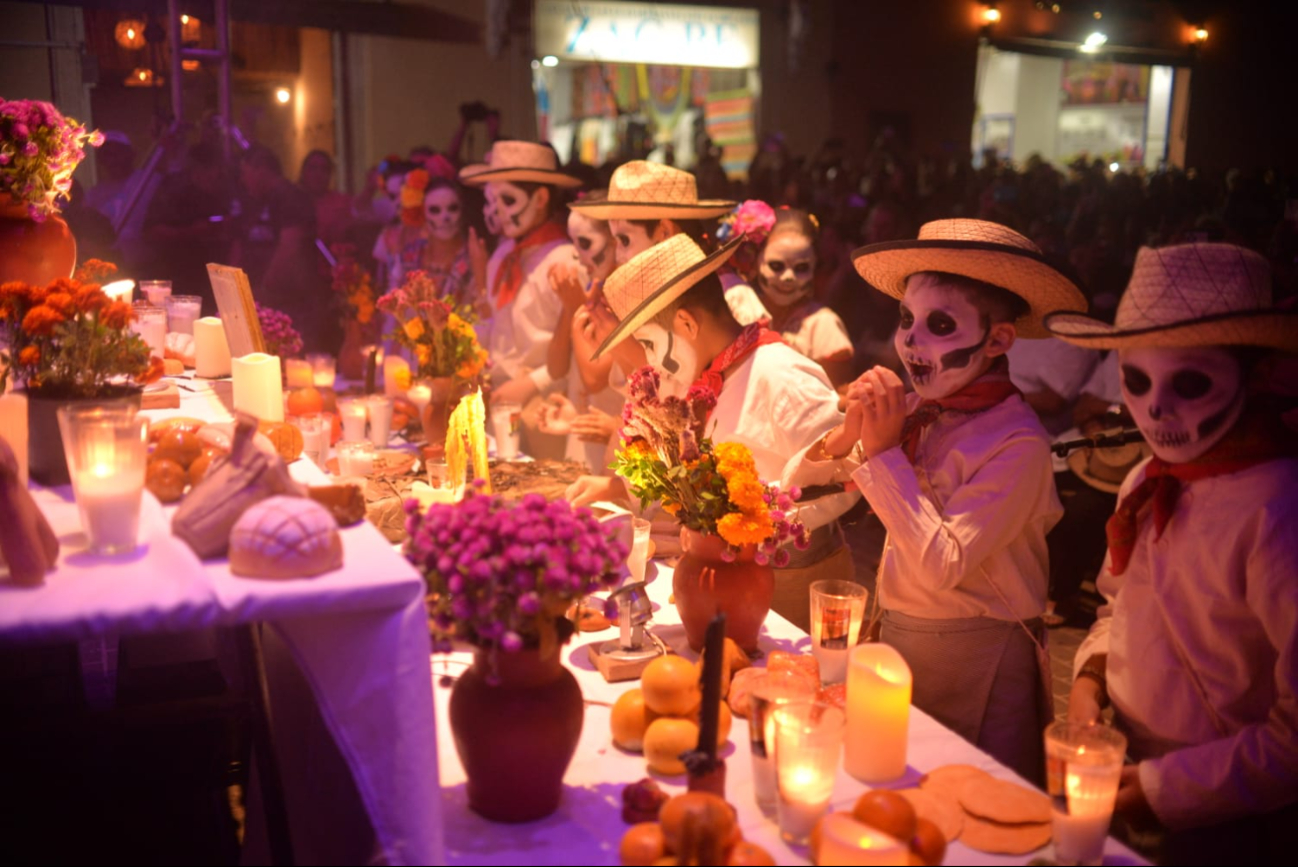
left=206, top=263, right=265, bottom=358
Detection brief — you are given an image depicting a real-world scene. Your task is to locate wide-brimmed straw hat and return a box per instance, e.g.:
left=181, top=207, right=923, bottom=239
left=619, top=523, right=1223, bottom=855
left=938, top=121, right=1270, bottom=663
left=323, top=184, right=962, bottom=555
left=852, top=219, right=1087, bottom=339
left=1046, top=242, right=1298, bottom=351
left=593, top=234, right=740, bottom=359
left=1066, top=435, right=1151, bottom=494
left=571, top=161, right=735, bottom=220
left=457, top=140, right=581, bottom=188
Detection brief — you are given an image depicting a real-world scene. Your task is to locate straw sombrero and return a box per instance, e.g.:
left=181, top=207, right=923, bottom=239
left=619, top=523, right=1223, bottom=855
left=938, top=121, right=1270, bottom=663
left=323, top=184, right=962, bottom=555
left=571, top=161, right=735, bottom=220
left=852, top=219, right=1087, bottom=339
left=593, top=234, right=741, bottom=359
left=1066, top=435, right=1151, bottom=494
left=457, top=140, right=581, bottom=188
left=1046, top=242, right=1298, bottom=351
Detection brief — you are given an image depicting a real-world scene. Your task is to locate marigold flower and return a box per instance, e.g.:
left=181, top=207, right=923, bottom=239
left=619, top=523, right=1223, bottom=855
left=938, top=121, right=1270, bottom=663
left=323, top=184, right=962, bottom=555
left=43, top=291, right=75, bottom=316
left=101, top=300, right=133, bottom=329
left=717, top=511, right=774, bottom=547
left=403, top=317, right=426, bottom=341
left=21, top=304, right=64, bottom=336
left=72, top=283, right=110, bottom=314
left=17, top=346, right=40, bottom=367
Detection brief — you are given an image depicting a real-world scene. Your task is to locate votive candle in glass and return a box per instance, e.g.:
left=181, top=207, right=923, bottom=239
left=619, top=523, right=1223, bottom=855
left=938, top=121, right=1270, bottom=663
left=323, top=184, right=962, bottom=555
left=818, top=813, right=909, bottom=866
left=365, top=394, right=394, bottom=446
left=130, top=302, right=167, bottom=360
left=164, top=294, right=203, bottom=334
left=338, top=397, right=369, bottom=442
left=306, top=353, right=337, bottom=388
left=100, top=279, right=135, bottom=303
left=284, top=358, right=314, bottom=389
left=139, top=280, right=172, bottom=307
left=336, top=440, right=376, bottom=477
left=56, top=405, right=149, bottom=555
left=1045, top=722, right=1127, bottom=866
left=747, top=670, right=819, bottom=814
left=773, top=699, right=845, bottom=845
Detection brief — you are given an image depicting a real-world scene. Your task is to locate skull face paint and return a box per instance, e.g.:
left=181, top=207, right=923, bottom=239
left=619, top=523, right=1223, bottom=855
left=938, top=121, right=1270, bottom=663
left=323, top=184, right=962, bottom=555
left=568, top=210, right=615, bottom=282
left=758, top=231, right=816, bottom=308
left=894, top=273, right=993, bottom=399
left=1118, top=346, right=1245, bottom=463
left=610, top=218, right=657, bottom=266
left=485, top=181, right=546, bottom=240
left=482, top=195, right=502, bottom=237
left=633, top=321, right=701, bottom=387
left=424, top=185, right=463, bottom=240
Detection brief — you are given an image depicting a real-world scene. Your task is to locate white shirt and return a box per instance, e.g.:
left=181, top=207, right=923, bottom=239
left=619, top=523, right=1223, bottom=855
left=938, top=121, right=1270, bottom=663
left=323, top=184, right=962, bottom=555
left=780, top=304, right=853, bottom=364
left=708, top=342, right=842, bottom=484
left=1074, top=457, right=1298, bottom=830
left=483, top=236, right=573, bottom=392
left=1008, top=339, right=1101, bottom=435
left=790, top=394, right=1061, bottom=621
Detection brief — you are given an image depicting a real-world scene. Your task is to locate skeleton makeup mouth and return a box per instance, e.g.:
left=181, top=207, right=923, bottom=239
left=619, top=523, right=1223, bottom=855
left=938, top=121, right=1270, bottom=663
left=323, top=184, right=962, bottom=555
left=902, top=354, right=935, bottom=386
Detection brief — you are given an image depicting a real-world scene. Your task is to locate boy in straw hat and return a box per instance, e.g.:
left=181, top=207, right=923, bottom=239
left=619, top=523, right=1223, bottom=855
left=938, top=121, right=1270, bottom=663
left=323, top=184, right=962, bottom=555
left=458, top=141, right=582, bottom=453
left=789, top=218, right=1089, bottom=783
left=567, top=233, right=855, bottom=630
left=1048, top=242, right=1298, bottom=863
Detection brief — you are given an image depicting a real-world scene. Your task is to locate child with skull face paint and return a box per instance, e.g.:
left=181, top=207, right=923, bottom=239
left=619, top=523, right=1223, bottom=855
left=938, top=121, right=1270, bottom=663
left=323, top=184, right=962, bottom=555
left=1047, top=243, right=1298, bottom=863
left=372, top=168, right=434, bottom=293
left=414, top=177, right=474, bottom=308
left=788, top=219, right=1089, bottom=784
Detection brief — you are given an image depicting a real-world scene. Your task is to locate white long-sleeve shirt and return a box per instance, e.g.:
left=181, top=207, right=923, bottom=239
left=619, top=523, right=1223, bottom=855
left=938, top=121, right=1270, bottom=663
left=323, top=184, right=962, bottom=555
left=788, top=393, right=1060, bottom=620
left=483, top=237, right=573, bottom=392
left=1074, top=457, right=1298, bottom=830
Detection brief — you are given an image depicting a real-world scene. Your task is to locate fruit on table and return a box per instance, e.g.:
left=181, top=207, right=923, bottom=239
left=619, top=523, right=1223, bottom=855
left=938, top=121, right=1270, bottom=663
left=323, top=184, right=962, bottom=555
left=642, top=717, right=699, bottom=775
left=619, top=792, right=773, bottom=867
left=146, top=457, right=188, bottom=503
left=286, top=386, right=324, bottom=416
left=853, top=789, right=919, bottom=844
left=726, top=841, right=777, bottom=865
left=642, top=655, right=702, bottom=716
left=611, top=688, right=653, bottom=752
left=695, top=637, right=751, bottom=699
left=259, top=421, right=304, bottom=462
left=188, top=447, right=224, bottom=486
left=153, top=428, right=203, bottom=468
left=910, top=817, right=947, bottom=866
left=620, top=822, right=667, bottom=866
left=621, top=778, right=670, bottom=824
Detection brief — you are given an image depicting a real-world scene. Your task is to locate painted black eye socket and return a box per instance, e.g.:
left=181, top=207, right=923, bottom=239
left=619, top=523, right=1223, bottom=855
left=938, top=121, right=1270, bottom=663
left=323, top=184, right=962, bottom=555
left=427, top=206, right=441, bottom=215
left=767, top=260, right=786, bottom=275
left=637, top=338, right=655, bottom=353
left=926, top=311, right=956, bottom=336
left=792, top=262, right=813, bottom=277
left=1122, top=365, right=1152, bottom=396
left=898, top=305, right=914, bottom=329
left=616, top=234, right=631, bottom=248
left=577, top=237, right=592, bottom=251
left=501, top=194, right=516, bottom=208
left=1172, top=369, right=1213, bottom=400
left=447, top=204, right=460, bottom=214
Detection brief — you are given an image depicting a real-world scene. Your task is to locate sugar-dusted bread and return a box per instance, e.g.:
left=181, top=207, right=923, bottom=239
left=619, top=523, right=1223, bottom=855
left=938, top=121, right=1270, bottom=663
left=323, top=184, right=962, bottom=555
left=229, top=495, right=342, bottom=578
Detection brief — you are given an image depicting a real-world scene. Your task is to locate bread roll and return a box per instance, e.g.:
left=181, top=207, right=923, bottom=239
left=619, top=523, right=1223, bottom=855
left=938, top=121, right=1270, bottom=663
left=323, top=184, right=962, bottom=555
left=229, top=495, right=342, bottom=579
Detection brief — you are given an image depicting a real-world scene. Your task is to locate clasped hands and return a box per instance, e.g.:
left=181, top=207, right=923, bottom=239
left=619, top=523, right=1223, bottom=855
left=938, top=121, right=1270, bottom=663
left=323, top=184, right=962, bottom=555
left=822, top=366, right=908, bottom=460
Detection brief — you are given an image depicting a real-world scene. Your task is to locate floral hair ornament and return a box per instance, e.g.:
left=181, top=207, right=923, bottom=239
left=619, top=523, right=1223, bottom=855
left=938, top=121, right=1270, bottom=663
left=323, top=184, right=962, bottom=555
left=400, top=168, right=432, bottom=226
left=716, top=200, right=777, bottom=283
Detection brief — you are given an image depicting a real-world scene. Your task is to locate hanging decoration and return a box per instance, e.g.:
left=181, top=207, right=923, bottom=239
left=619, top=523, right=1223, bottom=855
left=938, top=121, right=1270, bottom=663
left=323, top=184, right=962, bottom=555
left=114, top=19, right=146, bottom=50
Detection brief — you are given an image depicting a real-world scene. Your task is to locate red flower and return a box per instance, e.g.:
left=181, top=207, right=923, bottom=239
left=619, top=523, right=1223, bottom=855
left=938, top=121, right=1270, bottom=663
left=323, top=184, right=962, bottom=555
left=21, top=304, right=64, bottom=336
left=17, top=346, right=40, bottom=367
left=101, top=300, right=132, bottom=330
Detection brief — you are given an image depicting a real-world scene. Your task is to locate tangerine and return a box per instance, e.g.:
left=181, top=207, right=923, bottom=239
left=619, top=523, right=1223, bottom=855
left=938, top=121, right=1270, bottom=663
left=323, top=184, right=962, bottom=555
left=287, top=386, right=324, bottom=416
left=642, top=717, right=698, bottom=776
left=619, top=822, right=666, bottom=866
left=853, top=789, right=918, bottom=844
left=642, top=655, right=701, bottom=716
left=611, top=689, right=652, bottom=752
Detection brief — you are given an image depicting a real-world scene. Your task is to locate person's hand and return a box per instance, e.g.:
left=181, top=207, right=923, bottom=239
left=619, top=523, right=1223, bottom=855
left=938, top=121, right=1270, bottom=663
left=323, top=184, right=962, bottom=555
left=572, top=407, right=618, bottom=443
left=854, top=366, right=907, bottom=458
left=492, top=374, right=538, bottom=407
left=583, top=295, right=621, bottom=346
left=538, top=393, right=578, bottom=435
left=820, top=397, right=865, bottom=459
left=469, top=226, right=489, bottom=291
left=1115, top=765, right=1159, bottom=829
left=1068, top=678, right=1105, bottom=726
left=548, top=262, right=588, bottom=310
left=564, top=474, right=628, bottom=507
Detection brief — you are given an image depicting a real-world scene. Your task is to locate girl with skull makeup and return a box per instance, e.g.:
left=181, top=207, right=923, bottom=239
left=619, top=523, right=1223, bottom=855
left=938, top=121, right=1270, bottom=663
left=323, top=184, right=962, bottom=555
left=788, top=220, right=1089, bottom=784
left=756, top=209, right=854, bottom=389
left=1048, top=243, right=1298, bottom=864
left=373, top=168, right=435, bottom=293
left=414, top=177, right=475, bottom=308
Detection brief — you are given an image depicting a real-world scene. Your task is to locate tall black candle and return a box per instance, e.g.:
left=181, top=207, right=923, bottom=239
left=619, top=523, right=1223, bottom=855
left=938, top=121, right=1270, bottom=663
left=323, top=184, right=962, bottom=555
left=697, top=612, right=726, bottom=762
left=365, top=348, right=378, bottom=395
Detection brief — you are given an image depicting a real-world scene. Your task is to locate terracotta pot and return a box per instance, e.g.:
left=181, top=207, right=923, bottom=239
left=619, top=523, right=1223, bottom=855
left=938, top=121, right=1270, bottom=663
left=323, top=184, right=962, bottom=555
left=25, top=385, right=143, bottom=486
left=448, top=632, right=584, bottom=822
left=673, top=527, right=775, bottom=653
left=337, top=318, right=376, bottom=381
left=0, top=198, right=76, bottom=286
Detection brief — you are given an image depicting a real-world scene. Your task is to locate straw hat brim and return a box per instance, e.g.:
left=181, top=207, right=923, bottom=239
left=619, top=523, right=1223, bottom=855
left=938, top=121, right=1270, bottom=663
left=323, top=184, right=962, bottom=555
left=569, top=200, right=736, bottom=220
left=459, top=167, right=583, bottom=188
left=1066, top=447, right=1135, bottom=494
left=852, top=239, right=1087, bottom=339
left=1045, top=308, right=1298, bottom=351
left=593, top=238, right=741, bottom=360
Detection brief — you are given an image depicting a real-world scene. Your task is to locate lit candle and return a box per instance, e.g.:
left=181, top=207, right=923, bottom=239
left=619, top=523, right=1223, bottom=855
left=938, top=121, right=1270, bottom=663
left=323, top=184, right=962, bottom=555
left=100, top=279, right=135, bottom=303
left=773, top=699, right=844, bottom=845
left=0, top=391, right=29, bottom=487
left=365, top=395, right=393, bottom=446
left=777, top=763, right=833, bottom=842
left=75, top=463, right=144, bottom=553
left=193, top=317, right=232, bottom=378
left=307, top=353, right=336, bottom=388
left=131, top=302, right=167, bottom=360
left=1052, top=759, right=1122, bottom=865
left=284, top=358, right=313, bottom=389
left=232, top=352, right=285, bottom=422
left=818, top=813, right=909, bottom=867
left=845, top=643, right=912, bottom=783
left=383, top=356, right=410, bottom=397
left=336, top=441, right=376, bottom=477
left=407, top=383, right=432, bottom=415
left=337, top=398, right=369, bottom=442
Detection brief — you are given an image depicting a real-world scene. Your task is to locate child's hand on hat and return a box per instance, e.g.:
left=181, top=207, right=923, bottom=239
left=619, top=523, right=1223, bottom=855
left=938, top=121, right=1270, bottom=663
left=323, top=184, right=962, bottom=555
left=548, top=262, right=588, bottom=309
left=855, top=366, right=907, bottom=458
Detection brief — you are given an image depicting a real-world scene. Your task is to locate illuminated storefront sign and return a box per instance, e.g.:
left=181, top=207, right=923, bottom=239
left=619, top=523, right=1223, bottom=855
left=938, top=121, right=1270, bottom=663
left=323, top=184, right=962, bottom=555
left=534, top=0, right=760, bottom=69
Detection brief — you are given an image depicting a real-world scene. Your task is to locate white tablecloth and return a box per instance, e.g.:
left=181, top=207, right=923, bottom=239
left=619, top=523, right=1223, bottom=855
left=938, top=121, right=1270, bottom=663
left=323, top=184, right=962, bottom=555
left=432, top=560, right=1148, bottom=866
left=0, top=378, right=443, bottom=866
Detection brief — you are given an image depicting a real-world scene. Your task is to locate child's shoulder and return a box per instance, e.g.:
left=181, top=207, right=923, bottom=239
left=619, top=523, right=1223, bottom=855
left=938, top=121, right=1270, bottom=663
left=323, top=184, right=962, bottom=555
left=949, top=393, right=1051, bottom=450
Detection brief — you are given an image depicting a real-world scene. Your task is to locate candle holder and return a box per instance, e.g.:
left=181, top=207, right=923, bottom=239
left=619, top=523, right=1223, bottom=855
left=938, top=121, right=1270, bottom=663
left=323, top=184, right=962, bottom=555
left=336, top=440, right=376, bottom=478
left=293, top=413, right=326, bottom=467
left=818, top=812, right=909, bottom=866
left=284, top=358, right=314, bottom=389
left=306, top=353, right=337, bottom=388
left=164, top=294, right=203, bottom=335
left=130, top=302, right=167, bottom=360
left=56, top=404, right=149, bottom=555
left=364, top=394, right=394, bottom=447
left=772, top=698, right=845, bottom=845
left=1044, top=722, right=1127, bottom=866
left=338, top=397, right=369, bottom=443
left=490, top=401, right=522, bottom=460
left=139, top=279, right=172, bottom=307
left=845, top=642, right=912, bottom=783
left=746, top=669, right=819, bottom=814
left=809, top=579, right=868, bottom=684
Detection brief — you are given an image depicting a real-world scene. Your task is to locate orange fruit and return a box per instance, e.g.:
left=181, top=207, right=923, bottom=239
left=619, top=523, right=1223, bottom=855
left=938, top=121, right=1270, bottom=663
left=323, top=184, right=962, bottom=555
left=611, top=689, right=652, bottom=752
left=658, top=792, right=739, bottom=860
left=642, top=717, right=698, bottom=776
left=910, top=817, right=947, bottom=866
left=619, top=822, right=666, bottom=866
left=287, top=386, right=324, bottom=416
left=317, top=386, right=338, bottom=413
left=726, top=841, right=776, bottom=865
left=853, top=790, right=918, bottom=844
left=153, top=428, right=202, bottom=469
left=642, top=655, right=701, bottom=716
left=685, top=701, right=734, bottom=749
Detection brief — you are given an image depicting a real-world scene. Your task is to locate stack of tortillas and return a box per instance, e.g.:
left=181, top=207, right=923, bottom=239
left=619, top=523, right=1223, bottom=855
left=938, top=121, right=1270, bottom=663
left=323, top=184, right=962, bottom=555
left=903, top=764, right=1052, bottom=855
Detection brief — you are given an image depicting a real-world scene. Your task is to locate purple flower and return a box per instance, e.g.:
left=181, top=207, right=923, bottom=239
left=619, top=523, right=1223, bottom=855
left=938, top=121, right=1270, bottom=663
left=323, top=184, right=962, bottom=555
left=755, top=550, right=770, bottom=566
left=721, top=546, right=737, bottom=563
left=773, top=548, right=791, bottom=568
left=501, top=631, right=523, bottom=652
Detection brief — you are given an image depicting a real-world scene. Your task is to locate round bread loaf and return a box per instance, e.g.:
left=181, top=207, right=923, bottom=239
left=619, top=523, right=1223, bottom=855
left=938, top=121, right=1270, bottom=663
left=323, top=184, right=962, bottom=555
left=229, top=495, right=343, bottom=578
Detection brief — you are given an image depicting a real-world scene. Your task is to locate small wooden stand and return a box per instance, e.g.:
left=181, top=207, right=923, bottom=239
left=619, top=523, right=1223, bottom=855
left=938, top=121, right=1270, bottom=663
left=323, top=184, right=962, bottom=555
left=587, top=642, right=660, bottom=683
left=206, top=263, right=266, bottom=358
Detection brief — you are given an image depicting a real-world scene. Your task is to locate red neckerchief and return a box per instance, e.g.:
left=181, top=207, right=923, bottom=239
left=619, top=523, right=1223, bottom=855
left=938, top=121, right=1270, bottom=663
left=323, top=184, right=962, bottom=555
left=492, top=219, right=569, bottom=311
left=899, top=356, right=1021, bottom=463
left=693, top=323, right=786, bottom=406
left=1105, top=407, right=1296, bottom=575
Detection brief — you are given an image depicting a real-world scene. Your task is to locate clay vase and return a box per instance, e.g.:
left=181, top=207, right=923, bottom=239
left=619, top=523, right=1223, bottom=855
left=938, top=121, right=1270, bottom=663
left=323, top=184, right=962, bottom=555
left=673, top=527, right=775, bottom=654
left=448, top=631, right=584, bottom=822
left=25, top=385, right=143, bottom=486
left=418, top=376, right=456, bottom=452
left=337, top=319, right=377, bottom=381
left=0, top=199, right=76, bottom=286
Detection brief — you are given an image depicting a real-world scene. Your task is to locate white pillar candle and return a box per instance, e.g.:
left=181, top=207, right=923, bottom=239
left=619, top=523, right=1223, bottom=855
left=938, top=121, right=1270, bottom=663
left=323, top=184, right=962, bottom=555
left=284, top=358, right=313, bottom=389
left=232, top=353, right=285, bottom=422
left=845, top=643, right=912, bottom=783
left=100, top=279, right=135, bottom=303
left=818, top=813, right=909, bottom=867
left=0, top=391, right=29, bottom=487
left=383, top=356, right=410, bottom=397
left=193, top=317, right=232, bottom=378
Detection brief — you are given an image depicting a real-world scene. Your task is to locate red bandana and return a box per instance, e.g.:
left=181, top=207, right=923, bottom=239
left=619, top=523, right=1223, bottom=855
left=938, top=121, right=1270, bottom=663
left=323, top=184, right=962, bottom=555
left=899, top=356, right=1022, bottom=464
left=492, top=219, right=569, bottom=311
left=693, top=323, right=786, bottom=404
left=1104, top=408, right=1296, bottom=575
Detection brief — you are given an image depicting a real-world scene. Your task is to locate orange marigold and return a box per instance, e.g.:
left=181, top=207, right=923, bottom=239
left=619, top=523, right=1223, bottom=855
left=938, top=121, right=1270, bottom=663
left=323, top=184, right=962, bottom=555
left=73, top=283, right=110, bottom=315
left=0, top=281, right=30, bottom=304
left=17, top=346, right=40, bottom=367
left=21, top=304, right=65, bottom=336
left=43, top=291, right=75, bottom=316
left=101, top=300, right=133, bottom=330
left=717, top=511, right=774, bottom=547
